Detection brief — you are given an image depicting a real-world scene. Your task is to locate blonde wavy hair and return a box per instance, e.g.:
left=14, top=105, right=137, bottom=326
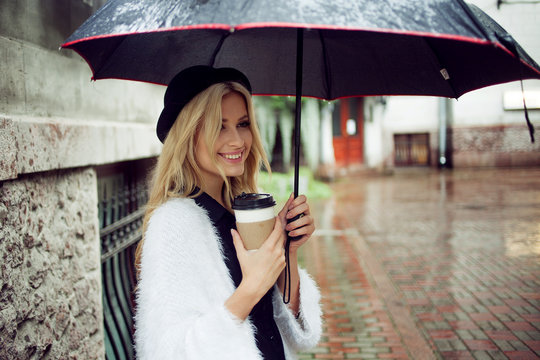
left=135, top=82, right=270, bottom=272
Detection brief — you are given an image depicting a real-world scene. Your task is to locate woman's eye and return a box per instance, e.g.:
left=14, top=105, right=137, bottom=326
left=238, top=121, right=251, bottom=128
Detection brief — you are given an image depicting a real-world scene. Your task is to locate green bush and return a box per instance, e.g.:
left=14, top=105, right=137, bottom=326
left=257, top=167, right=332, bottom=202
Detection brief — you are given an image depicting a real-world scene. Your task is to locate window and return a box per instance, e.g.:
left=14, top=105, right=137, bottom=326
left=347, top=98, right=358, bottom=136
left=394, top=133, right=430, bottom=166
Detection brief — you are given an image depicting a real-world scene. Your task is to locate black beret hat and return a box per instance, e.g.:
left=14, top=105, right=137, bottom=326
left=156, top=65, right=252, bottom=143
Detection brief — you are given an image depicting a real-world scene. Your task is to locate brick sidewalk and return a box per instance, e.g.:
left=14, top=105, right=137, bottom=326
left=299, top=168, right=540, bottom=359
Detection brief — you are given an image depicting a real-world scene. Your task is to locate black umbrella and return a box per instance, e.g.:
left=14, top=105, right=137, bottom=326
left=63, top=0, right=540, bottom=194
left=63, top=0, right=540, bottom=301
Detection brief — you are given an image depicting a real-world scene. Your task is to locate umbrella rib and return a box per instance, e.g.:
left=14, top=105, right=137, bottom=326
left=422, top=37, right=459, bottom=99
left=455, top=0, right=492, bottom=41
left=209, top=32, right=229, bottom=67
left=318, top=30, right=332, bottom=100
left=92, top=35, right=130, bottom=80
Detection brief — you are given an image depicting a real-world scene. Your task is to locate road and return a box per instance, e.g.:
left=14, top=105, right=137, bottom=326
left=299, top=168, right=540, bottom=359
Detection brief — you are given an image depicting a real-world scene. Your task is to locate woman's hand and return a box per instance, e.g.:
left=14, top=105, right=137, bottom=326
left=230, top=217, right=286, bottom=304
left=274, top=193, right=315, bottom=314
left=226, top=195, right=315, bottom=320
left=278, top=193, right=315, bottom=251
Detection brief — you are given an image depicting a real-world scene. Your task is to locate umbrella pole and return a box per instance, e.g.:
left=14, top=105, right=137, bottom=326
left=284, top=28, right=304, bottom=304
left=293, top=28, right=303, bottom=198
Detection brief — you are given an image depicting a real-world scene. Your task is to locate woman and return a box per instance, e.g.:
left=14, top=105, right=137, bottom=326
left=134, top=65, right=322, bottom=359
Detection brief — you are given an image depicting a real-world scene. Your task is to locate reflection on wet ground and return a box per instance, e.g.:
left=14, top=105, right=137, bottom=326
left=300, top=168, right=540, bottom=359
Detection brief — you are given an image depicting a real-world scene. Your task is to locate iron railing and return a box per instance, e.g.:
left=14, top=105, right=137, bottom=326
left=97, top=159, right=153, bottom=360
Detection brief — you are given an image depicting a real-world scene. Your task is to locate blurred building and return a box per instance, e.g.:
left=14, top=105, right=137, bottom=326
left=329, top=0, right=540, bottom=174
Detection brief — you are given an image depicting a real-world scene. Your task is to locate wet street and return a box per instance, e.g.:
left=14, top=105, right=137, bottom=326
left=299, top=168, right=540, bottom=359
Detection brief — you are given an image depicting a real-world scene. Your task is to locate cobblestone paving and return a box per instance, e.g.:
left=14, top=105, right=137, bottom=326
left=299, top=168, right=540, bottom=359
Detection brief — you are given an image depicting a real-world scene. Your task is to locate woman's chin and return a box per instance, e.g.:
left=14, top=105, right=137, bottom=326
left=224, top=165, right=245, bottom=178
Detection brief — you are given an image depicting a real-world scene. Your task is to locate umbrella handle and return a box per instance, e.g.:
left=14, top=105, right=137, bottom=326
left=283, top=215, right=305, bottom=304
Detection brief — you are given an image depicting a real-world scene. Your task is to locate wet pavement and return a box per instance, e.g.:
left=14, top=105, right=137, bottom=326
left=298, top=168, right=540, bottom=359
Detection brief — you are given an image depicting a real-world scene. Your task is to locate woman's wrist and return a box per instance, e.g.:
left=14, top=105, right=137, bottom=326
left=225, top=281, right=261, bottom=321
left=238, top=279, right=266, bottom=308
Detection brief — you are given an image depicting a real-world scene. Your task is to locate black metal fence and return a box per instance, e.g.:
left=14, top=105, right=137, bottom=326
left=97, top=159, right=154, bottom=360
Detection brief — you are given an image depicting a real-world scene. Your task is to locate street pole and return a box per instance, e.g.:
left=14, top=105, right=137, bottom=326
left=438, top=98, right=452, bottom=168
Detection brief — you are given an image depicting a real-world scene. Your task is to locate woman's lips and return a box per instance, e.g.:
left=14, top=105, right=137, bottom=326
left=219, top=151, right=243, bottom=162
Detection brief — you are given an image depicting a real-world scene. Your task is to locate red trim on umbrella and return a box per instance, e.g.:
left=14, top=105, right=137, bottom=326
left=492, top=42, right=540, bottom=76
left=61, top=20, right=540, bottom=84
left=61, top=23, right=232, bottom=48
left=79, top=73, right=170, bottom=86
left=62, top=21, right=493, bottom=49
left=68, top=47, right=97, bottom=80
left=233, top=22, right=492, bottom=44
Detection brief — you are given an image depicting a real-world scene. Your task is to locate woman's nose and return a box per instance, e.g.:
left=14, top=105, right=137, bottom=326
left=227, top=128, right=244, bottom=146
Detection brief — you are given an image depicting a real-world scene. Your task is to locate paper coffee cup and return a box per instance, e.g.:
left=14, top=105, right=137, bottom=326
left=232, top=193, right=276, bottom=251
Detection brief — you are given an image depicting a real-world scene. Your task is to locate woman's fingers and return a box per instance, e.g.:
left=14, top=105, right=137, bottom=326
left=286, top=203, right=310, bottom=220
left=288, top=194, right=308, bottom=211
left=288, top=222, right=314, bottom=238
left=286, top=214, right=313, bottom=232
left=286, top=194, right=310, bottom=217
left=278, top=193, right=295, bottom=219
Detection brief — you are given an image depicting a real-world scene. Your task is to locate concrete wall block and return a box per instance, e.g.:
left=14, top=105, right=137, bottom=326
left=0, top=37, right=26, bottom=115
left=0, top=117, right=18, bottom=186
left=0, top=0, right=107, bottom=53
left=0, top=115, right=162, bottom=181
left=22, top=43, right=75, bottom=118
left=0, top=35, right=164, bottom=124
left=0, top=168, right=104, bottom=360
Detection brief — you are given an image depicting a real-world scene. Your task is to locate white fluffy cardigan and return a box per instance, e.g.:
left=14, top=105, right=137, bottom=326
left=135, top=197, right=322, bottom=359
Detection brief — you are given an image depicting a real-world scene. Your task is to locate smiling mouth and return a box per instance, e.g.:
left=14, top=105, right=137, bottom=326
left=219, top=151, right=243, bottom=161
left=223, top=153, right=241, bottom=160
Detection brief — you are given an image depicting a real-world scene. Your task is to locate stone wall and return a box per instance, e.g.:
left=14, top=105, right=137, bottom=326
left=0, top=168, right=102, bottom=359
left=0, top=115, right=162, bottom=181
left=0, top=1, right=164, bottom=358
left=451, top=124, right=540, bottom=167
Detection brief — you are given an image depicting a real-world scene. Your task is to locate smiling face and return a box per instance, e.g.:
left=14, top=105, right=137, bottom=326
left=195, top=91, right=253, bottom=193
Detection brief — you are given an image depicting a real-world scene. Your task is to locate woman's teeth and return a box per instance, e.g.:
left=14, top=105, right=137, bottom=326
left=223, top=153, right=241, bottom=160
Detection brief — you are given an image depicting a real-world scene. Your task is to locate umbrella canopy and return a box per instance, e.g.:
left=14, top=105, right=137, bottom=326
left=63, top=0, right=540, bottom=100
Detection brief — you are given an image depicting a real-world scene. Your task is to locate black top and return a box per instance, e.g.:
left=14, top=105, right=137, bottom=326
left=194, top=192, right=286, bottom=360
